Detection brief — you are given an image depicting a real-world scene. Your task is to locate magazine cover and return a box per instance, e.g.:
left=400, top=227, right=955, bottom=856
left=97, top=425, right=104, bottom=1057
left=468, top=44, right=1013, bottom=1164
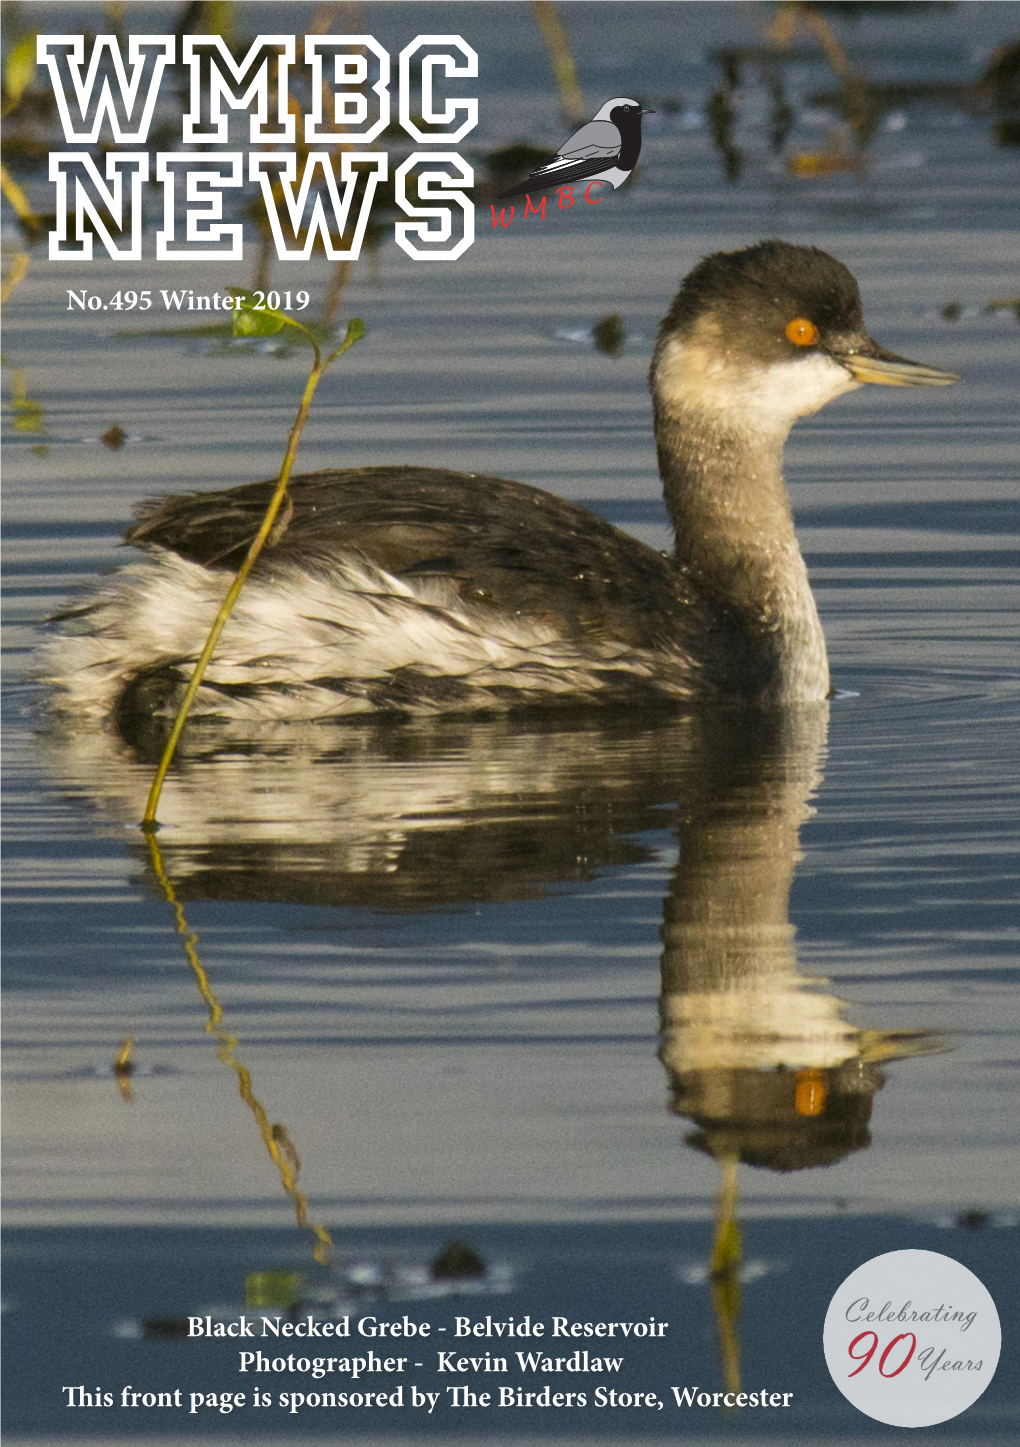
left=3, top=2, right=1019, bottom=1443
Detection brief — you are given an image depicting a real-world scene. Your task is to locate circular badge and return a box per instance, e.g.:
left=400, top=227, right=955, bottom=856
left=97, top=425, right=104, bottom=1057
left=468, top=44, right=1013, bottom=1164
left=823, top=1249, right=1000, bottom=1428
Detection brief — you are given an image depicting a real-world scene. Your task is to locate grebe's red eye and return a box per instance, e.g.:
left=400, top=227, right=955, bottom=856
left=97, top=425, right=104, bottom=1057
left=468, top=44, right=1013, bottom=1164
left=785, top=317, right=819, bottom=347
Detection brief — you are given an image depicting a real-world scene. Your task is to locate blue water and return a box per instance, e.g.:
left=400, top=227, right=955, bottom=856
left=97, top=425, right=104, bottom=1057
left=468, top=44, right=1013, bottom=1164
left=3, top=3, right=1019, bottom=1441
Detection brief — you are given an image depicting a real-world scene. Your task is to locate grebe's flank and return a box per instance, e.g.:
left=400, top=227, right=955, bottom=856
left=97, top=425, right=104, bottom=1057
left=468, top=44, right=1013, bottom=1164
left=44, top=241, right=957, bottom=723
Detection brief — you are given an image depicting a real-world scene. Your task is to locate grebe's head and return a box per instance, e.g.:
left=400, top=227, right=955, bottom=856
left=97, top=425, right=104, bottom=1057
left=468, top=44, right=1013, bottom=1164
left=651, top=240, right=958, bottom=436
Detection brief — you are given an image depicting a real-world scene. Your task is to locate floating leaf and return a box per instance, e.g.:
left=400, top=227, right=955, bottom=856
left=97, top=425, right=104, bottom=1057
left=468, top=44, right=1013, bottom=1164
left=143, top=1318, right=189, bottom=1339
left=593, top=312, right=625, bottom=357
left=13, top=396, right=45, bottom=432
left=787, top=149, right=858, bottom=178
left=245, top=1270, right=302, bottom=1309
left=986, top=296, right=1020, bottom=323
left=431, top=1240, right=486, bottom=1280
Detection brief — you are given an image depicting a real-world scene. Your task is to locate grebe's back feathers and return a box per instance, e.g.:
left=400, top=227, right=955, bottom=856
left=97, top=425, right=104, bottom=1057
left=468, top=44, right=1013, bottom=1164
left=39, top=466, right=704, bottom=721
left=127, top=466, right=694, bottom=653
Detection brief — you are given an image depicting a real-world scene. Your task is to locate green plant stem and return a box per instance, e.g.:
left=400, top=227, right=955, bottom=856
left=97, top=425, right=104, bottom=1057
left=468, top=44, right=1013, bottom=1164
left=144, top=826, right=335, bottom=1264
left=143, top=323, right=361, bottom=827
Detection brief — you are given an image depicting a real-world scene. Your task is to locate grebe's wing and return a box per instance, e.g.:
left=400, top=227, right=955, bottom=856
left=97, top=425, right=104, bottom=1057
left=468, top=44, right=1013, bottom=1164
left=127, top=466, right=690, bottom=651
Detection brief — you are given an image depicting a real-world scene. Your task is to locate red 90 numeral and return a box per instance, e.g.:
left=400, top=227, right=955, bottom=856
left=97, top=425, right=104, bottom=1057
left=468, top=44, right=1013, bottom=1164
left=848, top=1331, right=916, bottom=1378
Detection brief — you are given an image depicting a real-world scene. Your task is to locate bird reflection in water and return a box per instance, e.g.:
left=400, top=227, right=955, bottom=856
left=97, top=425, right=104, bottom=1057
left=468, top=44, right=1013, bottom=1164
left=43, top=702, right=945, bottom=1378
left=657, top=703, right=944, bottom=1394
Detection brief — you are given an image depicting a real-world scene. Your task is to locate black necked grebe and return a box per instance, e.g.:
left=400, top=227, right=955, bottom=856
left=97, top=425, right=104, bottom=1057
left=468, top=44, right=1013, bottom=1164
left=45, top=241, right=957, bottom=723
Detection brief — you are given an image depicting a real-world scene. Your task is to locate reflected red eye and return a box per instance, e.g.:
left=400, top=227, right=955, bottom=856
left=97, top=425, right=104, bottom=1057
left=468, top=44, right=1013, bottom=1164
left=795, top=1069, right=827, bottom=1117
left=786, top=317, right=820, bottom=347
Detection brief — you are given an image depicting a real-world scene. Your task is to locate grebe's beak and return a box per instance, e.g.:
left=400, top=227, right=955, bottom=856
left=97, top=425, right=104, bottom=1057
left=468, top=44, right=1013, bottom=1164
left=836, top=338, right=959, bottom=387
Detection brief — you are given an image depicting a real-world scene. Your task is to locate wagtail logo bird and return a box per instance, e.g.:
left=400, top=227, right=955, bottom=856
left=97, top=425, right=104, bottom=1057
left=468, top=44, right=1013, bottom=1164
left=497, top=97, right=654, bottom=200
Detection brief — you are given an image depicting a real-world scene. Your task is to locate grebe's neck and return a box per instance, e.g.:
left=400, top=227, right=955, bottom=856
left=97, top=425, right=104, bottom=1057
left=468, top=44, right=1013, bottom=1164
left=651, top=355, right=830, bottom=702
